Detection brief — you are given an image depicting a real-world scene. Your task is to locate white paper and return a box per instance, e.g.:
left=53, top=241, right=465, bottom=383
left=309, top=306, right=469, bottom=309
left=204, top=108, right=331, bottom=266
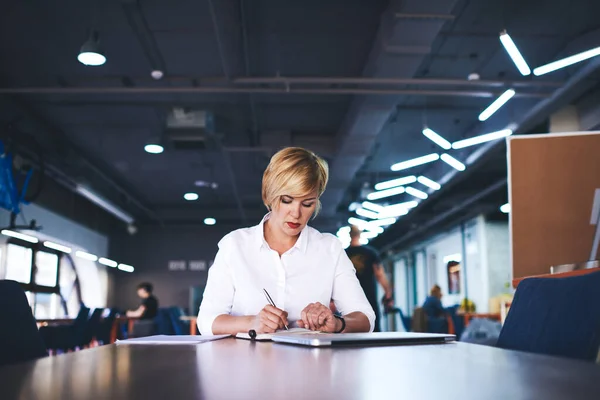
left=116, top=334, right=230, bottom=345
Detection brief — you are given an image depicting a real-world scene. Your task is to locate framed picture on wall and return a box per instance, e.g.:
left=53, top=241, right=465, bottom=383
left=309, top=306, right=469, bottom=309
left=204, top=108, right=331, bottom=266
left=443, top=254, right=462, bottom=295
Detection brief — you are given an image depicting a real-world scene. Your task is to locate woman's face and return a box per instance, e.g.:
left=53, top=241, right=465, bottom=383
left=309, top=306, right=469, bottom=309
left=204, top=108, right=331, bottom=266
left=269, top=191, right=318, bottom=237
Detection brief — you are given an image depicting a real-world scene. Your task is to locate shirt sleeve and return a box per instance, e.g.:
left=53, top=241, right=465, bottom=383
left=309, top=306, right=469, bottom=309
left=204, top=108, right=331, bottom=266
left=331, top=241, right=376, bottom=332
left=197, top=239, right=235, bottom=335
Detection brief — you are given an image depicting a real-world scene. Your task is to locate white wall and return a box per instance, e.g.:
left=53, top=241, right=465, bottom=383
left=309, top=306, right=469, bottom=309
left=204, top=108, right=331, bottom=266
left=484, top=221, right=512, bottom=299
left=0, top=203, right=111, bottom=309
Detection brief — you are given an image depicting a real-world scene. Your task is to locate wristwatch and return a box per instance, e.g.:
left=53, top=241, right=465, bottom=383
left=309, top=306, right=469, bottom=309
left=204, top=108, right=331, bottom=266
left=334, top=314, right=346, bottom=333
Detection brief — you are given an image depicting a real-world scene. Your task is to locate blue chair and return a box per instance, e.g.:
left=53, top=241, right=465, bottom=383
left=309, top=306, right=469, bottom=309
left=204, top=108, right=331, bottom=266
left=168, top=307, right=189, bottom=335
left=497, top=271, right=600, bottom=361
left=0, top=280, right=47, bottom=366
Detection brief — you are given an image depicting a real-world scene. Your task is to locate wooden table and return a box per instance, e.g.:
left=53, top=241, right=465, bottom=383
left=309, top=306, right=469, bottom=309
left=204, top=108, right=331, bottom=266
left=512, top=267, right=600, bottom=288
left=461, top=312, right=502, bottom=327
left=179, top=315, right=198, bottom=335
left=1, top=339, right=600, bottom=399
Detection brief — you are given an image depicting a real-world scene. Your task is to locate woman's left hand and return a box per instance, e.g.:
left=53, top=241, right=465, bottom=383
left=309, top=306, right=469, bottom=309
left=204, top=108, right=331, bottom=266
left=297, top=302, right=341, bottom=333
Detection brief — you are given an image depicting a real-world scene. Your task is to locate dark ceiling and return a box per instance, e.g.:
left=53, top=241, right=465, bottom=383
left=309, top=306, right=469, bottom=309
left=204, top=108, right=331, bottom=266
left=1, top=0, right=599, bottom=245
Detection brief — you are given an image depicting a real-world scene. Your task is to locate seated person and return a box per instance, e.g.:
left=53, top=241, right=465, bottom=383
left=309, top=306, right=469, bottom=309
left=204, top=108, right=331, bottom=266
left=198, top=147, right=375, bottom=335
left=126, top=282, right=159, bottom=319
left=422, top=284, right=445, bottom=318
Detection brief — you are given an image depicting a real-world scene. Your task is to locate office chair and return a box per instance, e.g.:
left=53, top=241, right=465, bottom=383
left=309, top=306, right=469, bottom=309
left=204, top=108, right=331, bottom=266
left=497, top=271, right=600, bottom=361
left=0, top=280, right=47, bottom=367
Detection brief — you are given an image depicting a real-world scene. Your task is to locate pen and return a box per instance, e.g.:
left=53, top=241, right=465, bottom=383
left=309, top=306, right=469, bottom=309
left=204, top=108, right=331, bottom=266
left=263, top=288, right=289, bottom=330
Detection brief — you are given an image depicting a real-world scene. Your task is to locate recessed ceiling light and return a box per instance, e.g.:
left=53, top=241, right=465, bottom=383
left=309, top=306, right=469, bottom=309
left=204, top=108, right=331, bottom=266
left=204, top=218, right=216, bottom=225
left=144, top=144, right=164, bottom=154
left=184, top=193, right=199, bottom=201
left=151, top=70, right=164, bottom=80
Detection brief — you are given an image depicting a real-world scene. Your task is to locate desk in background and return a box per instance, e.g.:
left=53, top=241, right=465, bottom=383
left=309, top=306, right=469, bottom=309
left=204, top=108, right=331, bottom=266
left=2, top=338, right=600, bottom=399
left=180, top=315, right=198, bottom=335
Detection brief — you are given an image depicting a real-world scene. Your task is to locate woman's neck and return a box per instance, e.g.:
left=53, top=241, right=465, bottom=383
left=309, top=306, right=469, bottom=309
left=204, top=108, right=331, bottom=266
left=264, top=220, right=299, bottom=256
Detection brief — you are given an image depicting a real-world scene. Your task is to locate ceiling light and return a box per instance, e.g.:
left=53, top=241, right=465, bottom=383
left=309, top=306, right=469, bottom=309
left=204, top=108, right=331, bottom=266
left=452, top=129, right=513, bottom=149
left=405, top=187, right=428, bottom=200
left=361, top=231, right=379, bottom=240
left=499, top=31, right=531, bottom=76
left=363, top=225, right=384, bottom=234
left=77, top=31, right=106, bottom=66
left=99, top=257, right=118, bottom=268
left=118, top=264, right=135, bottom=273
left=348, top=217, right=370, bottom=228
left=368, top=217, right=397, bottom=226
left=348, top=202, right=361, bottom=212
left=43, top=241, right=72, bottom=254
left=1, top=230, right=38, bottom=244
left=359, top=238, right=369, bottom=245
left=422, top=128, right=451, bottom=150
left=338, top=226, right=351, bottom=234
left=378, top=207, right=410, bottom=219
left=361, top=201, right=385, bottom=213
left=144, top=144, right=164, bottom=154
left=204, top=218, right=216, bottom=225
left=500, top=203, right=511, bottom=213
left=75, top=251, right=98, bottom=262
left=374, top=175, right=417, bottom=191
left=356, top=208, right=379, bottom=219
left=440, top=154, right=466, bottom=171
left=478, top=89, right=516, bottom=122
left=533, top=46, right=600, bottom=76
left=184, top=193, right=199, bottom=201
left=417, top=176, right=441, bottom=190
left=151, top=70, right=164, bottom=80
left=367, top=186, right=405, bottom=201
left=75, top=185, right=135, bottom=225
left=391, top=154, right=440, bottom=171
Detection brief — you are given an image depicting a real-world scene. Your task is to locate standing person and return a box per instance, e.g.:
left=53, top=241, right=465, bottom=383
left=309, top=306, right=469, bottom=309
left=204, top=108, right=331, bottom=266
left=345, top=225, right=393, bottom=332
left=198, top=147, right=375, bottom=335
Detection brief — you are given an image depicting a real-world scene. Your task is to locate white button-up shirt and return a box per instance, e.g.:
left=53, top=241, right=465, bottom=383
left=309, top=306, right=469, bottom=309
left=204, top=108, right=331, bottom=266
left=197, top=214, right=375, bottom=334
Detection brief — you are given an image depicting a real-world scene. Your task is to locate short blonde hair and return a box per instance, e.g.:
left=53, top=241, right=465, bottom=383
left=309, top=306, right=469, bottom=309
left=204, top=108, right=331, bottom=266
left=262, top=147, right=329, bottom=216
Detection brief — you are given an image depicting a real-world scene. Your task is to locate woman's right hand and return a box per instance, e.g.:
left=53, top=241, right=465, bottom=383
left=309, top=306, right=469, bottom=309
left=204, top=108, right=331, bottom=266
left=251, top=305, right=289, bottom=333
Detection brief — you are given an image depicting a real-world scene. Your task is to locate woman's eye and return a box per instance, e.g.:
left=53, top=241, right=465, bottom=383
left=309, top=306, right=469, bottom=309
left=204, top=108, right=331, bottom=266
left=281, top=198, right=292, bottom=204
left=302, top=203, right=314, bottom=208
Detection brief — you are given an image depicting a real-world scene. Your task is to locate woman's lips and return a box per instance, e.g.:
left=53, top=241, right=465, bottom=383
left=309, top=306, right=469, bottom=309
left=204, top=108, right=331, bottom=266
left=287, top=222, right=301, bottom=229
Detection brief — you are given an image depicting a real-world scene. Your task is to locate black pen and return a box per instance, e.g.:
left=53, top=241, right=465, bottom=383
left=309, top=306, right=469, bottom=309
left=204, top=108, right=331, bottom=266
left=263, top=288, right=289, bottom=330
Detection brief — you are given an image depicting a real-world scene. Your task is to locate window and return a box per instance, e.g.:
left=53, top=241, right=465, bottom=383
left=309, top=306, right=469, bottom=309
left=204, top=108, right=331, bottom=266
left=5, top=244, right=33, bottom=284
left=32, top=293, right=62, bottom=319
left=35, top=251, right=59, bottom=287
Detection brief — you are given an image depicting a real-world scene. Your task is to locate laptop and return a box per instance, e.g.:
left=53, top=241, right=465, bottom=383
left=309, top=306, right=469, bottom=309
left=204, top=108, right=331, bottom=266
left=271, top=331, right=456, bottom=347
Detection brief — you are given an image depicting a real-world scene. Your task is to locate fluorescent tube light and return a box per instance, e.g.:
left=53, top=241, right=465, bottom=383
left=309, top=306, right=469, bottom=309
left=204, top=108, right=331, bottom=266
left=99, top=257, right=118, bottom=268
left=500, top=203, right=511, bottom=213
left=478, top=89, right=516, bottom=121
left=422, top=128, right=451, bottom=150
left=356, top=208, right=379, bottom=219
left=367, top=186, right=405, bottom=201
left=118, top=264, right=135, bottom=273
left=375, top=175, right=417, bottom=191
left=417, top=176, right=441, bottom=190
left=405, top=187, right=428, bottom=200
left=75, top=185, right=134, bottom=225
left=204, top=218, right=216, bottom=225
left=533, top=46, right=600, bottom=76
left=361, top=231, right=379, bottom=240
left=44, top=241, right=72, bottom=253
left=361, top=201, right=385, bottom=213
left=1, top=230, right=38, bottom=244
left=440, top=154, right=466, bottom=171
left=499, top=31, right=531, bottom=76
left=368, top=217, right=397, bottom=226
left=348, top=217, right=368, bottom=228
left=391, top=154, right=440, bottom=171
left=76, top=251, right=98, bottom=262
left=452, top=129, right=513, bottom=149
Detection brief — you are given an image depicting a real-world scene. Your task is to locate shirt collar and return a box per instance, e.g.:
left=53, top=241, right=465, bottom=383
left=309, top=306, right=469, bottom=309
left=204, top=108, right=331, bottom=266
left=255, top=213, right=309, bottom=254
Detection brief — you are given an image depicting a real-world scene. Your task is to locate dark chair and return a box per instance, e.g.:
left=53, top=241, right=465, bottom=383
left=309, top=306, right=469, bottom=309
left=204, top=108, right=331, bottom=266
left=154, top=308, right=175, bottom=335
left=497, top=271, right=600, bottom=361
left=96, top=308, right=118, bottom=345
left=168, top=306, right=189, bottom=335
left=0, top=280, right=47, bottom=367
left=81, top=308, right=105, bottom=346
left=39, top=306, right=90, bottom=352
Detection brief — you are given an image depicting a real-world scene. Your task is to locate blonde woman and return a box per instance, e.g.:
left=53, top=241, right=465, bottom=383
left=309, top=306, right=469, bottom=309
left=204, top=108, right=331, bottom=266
left=198, top=147, right=375, bottom=335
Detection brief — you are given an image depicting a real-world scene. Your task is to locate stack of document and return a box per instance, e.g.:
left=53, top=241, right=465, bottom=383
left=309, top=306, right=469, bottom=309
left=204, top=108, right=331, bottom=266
left=116, top=334, right=230, bottom=344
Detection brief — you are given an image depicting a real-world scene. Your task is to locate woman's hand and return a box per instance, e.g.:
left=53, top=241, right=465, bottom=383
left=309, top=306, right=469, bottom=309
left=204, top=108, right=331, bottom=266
left=297, top=302, right=342, bottom=333
left=251, top=305, right=289, bottom=333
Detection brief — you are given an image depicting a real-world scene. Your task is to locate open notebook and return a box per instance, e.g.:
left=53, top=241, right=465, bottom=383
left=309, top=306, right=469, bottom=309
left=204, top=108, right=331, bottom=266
left=236, top=328, right=327, bottom=341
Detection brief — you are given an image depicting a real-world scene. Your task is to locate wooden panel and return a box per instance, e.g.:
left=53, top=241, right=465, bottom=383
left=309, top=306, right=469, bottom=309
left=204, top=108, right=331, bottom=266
left=512, top=267, right=600, bottom=288
left=508, top=132, right=600, bottom=280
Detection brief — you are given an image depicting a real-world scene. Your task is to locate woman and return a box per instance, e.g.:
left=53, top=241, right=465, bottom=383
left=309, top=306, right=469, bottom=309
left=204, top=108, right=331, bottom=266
left=198, top=147, right=375, bottom=335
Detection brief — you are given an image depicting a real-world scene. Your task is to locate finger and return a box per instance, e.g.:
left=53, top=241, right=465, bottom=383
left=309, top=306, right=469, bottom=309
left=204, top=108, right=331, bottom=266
left=263, top=310, right=283, bottom=326
left=264, top=305, right=284, bottom=317
left=297, top=320, right=305, bottom=328
left=261, top=315, right=279, bottom=331
left=301, top=307, right=310, bottom=329
left=281, top=311, right=289, bottom=327
left=309, top=308, right=321, bottom=330
left=317, top=310, right=330, bottom=326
